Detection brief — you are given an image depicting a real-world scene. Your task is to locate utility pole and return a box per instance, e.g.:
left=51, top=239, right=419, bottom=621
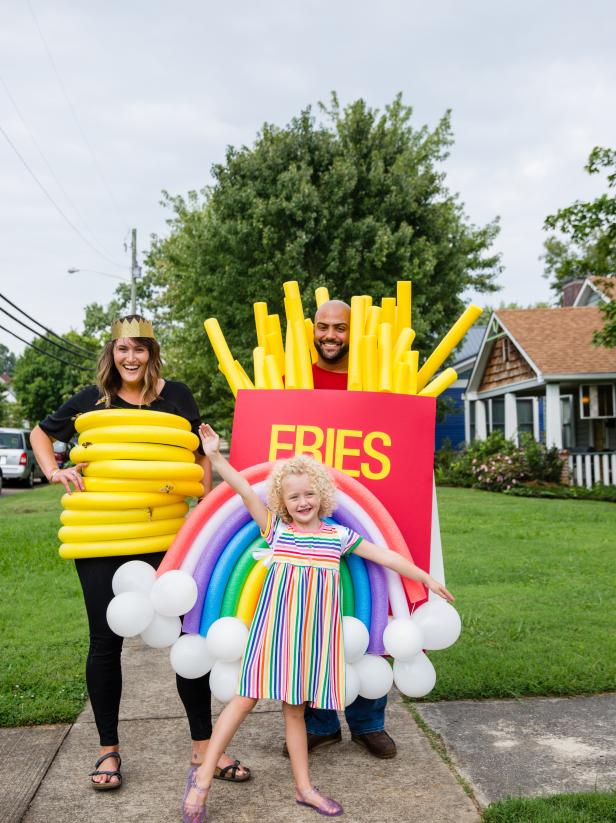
left=130, top=228, right=140, bottom=314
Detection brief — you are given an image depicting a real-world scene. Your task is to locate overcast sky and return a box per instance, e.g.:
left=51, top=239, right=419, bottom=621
left=1, top=0, right=615, bottom=356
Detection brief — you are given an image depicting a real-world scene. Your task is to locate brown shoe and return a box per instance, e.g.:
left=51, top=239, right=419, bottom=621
left=351, top=730, right=397, bottom=759
left=283, top=729, right=342, bottom=757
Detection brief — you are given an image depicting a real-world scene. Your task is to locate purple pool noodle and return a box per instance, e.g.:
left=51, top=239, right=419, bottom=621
left=333, top=504, right=387, bottom=655
left=183, top=505, right=252, bottom=633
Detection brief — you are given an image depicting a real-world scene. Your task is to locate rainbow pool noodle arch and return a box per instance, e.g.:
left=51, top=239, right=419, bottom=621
left=158, top=462, right=426, bottom=655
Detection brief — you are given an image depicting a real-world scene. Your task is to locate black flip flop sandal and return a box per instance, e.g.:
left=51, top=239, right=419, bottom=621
left=89, top=751, right=122, bottom=790
left=213, top=759, right=251, bottom=782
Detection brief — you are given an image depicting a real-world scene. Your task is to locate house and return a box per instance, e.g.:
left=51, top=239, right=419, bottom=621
left=464, top=281, right=616, bottom=486
left=434, top=325, right=484, bottom=450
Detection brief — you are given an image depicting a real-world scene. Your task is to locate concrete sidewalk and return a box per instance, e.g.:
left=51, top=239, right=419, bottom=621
left=5, top=640, right=480, bottom=823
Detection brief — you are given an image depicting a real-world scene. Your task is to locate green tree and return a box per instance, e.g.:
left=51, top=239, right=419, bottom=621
left=0, top=343, right=17, bottom=376
left=143, top=94, right=502, bottom=430
left=12, top=333, right=98, bottom=426
left=543, top=146, right=616, bottom=346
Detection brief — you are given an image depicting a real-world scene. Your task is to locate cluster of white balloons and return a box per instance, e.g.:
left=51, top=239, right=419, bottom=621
left=107, top=561, right=198, bottom=647
left=106, top=560, right=250, bottom=703
left=108, top=561, right=461, bottom=704
left=343, top=598, right=461, bottom=702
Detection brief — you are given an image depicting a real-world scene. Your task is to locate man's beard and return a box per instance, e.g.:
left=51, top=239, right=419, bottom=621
left=315, top=340, right=350, bottom=364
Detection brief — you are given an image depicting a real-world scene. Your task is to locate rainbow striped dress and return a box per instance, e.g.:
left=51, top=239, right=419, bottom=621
left=238, top=511, right=363, bottom=709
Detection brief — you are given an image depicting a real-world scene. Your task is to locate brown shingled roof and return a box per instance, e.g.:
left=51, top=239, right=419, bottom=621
left=495, top=307, right=616, bottom=376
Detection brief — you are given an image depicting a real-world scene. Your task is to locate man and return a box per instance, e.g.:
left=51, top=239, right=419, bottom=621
left=291, top=299, right=397, bottom=759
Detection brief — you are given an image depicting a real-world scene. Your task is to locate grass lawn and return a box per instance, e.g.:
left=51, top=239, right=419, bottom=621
left=429, top=487, right=616, bottom=700
left=1, top=484, right=615, bottom=725
left=482, top=791, right=616, bottom=822
left=0, top=484, right=88, bottom=726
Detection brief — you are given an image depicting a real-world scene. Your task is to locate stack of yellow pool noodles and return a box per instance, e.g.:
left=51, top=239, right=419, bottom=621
left=58, top=409, right=203, bottom=559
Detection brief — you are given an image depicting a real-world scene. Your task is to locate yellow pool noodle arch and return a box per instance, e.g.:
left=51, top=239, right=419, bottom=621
left=82, top=477, right=203, bottom=497
left=59, top=516, right=186, bottom=544
left=71, top=442, right=195, bottom=465
left=75, top=409, right=191, bottom=433
left=83, top=461, right=204, bottom=482
left=235, top=559, right=269, bottom=625
left=60, top=501, right=189, bottom=526
left=78, top=425, right=199, bottom=451
left=62, top=491, right=185, bottom=510
left=59, top=533, right=176, bottom=560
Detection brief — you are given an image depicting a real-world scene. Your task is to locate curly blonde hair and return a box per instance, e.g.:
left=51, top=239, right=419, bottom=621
left=266, top=455, right=337, bottom=523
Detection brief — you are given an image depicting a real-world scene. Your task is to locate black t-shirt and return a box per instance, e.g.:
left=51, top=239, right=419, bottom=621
left=39, top=381, right=204, bottom=453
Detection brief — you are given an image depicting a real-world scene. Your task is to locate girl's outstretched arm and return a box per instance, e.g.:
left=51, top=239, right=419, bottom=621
left=199, top=424, right=268, bottom=532
left=353, top=540, right=455, bottom=602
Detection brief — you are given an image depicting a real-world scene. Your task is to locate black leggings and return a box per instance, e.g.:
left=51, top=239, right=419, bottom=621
left=75, top=552, right=213, bottom=746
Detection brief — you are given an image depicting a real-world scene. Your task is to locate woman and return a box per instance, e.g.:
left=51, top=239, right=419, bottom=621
left=30, top=315, right=250, bottom=790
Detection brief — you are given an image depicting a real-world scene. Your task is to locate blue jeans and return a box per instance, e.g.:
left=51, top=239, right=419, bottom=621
left=305, top=695, right=387, bottom=736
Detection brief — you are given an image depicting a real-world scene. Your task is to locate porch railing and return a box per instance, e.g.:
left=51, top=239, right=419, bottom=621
left=567, top=452, right=616, bottom=488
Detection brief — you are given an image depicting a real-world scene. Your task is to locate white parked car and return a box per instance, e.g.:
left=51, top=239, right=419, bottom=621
left=0, top=428, right=45, bottom=487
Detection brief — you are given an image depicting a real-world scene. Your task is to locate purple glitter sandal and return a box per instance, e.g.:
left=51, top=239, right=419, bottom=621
left=182, top=767, right=208, bottom=823
left=296, top=786, right=343, bottom=817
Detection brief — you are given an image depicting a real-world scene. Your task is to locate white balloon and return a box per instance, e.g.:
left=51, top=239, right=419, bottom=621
left=354, top=654, right=394, bottom=700
left=140, top=613, right=182, bottom=648
left=150, top=570, right=198, bottom=617
left=169, top=633, right=213, bottom=679
left=209, top=660, right=241, bottom=703
left=206, top=617, right=249, bottom=662
left=342, top=616, right=370, bottom=664
left=344, top=664, right=360, bottom=707
left=112, top=560, right=156, bottom=595
left=107, top=591, right=154, bottom=637
left=393, top=652, right=436, bottom=698
left=410, top=600, right=461, bottom=650
left=383, top=618, right=424, bottom=661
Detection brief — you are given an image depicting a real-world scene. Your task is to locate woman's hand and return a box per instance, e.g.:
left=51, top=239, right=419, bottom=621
left=51, top=462, right=88, bottom=494
left=198, top=423, right=220, bottom=458
left=426, top=576, right=455, bottom=602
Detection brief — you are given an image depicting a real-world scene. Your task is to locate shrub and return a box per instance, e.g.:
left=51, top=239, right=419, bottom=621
left=435, top=432, right=565, bottom=492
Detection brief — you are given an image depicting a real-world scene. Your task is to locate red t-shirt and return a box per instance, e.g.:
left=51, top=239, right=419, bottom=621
left=312, top=364, right=348, bottom=390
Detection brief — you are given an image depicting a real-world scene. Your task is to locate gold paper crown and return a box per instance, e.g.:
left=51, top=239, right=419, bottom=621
left=111, top=317, right=155, bottom=340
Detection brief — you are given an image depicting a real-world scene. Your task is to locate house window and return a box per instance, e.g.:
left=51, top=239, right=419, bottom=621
left=490, top=398, right=505, bottom=434
left=560, top=395, right=574, bottom=449
left=469, top=401, right=476, bottom=442
left=579, top=384, right=615, bottom=419
left=517, top=398, right=534, bottom=438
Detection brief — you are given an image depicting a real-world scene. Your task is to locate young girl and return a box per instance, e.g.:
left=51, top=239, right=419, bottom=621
left=182, top=424, right=454, bottom=821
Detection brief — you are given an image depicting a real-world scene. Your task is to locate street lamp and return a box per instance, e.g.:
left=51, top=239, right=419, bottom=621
left=67, top=267, right=128, bottom=282
left=68, top=229, right=140, bottom=314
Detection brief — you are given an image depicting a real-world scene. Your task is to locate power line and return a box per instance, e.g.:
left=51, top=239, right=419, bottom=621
left=0, top=305, right=96, bottom=363
left=0, top=72, right=123, bottom=268
left=0, top=324, right=94, bottom=372
left=0, top=292, right=97, bottom=358
left=27, top=0, right=128, bottom=227
left=0, top=121, right=126, bottom=270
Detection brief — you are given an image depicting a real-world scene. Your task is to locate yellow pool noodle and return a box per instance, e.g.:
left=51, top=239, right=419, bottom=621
left=304, top=318, right=319, bottom=364
left=360, top=335, right=378, bottom=392
left=253, top=347, right=267, bottom=389
left=381, top=297, right=396, bottom=327
left=59, top=533, right=175, bottom=560
left=284, top=314, right=298, bottom=389
left=396, top=281, right=412, bottom=336
left=348, top=295, right=365, bottom=391
left=265, top=314, right=285, bottom=376
left=235, top=360, right=255, bottom=390
left=394, top=361, right=412, bottom=394
left=293, top=319, right=314, bottom=389
left=406, top=350, right=419, bottom=395
left=253, top=302, right=269, bottom=349
left=315, top=286, right=330, bottom=307
left=416, top=304, right=482, bottom=390
left=419, top=367, right=458, bottom=397
left=365, top=306, right=381, bottom=336
left=264, top=354, right=284, bottom=389
left=204, top=318, right=243, bottom=396
left=392, top=327, right=416, bottom=365
left=378, top=322, right=393, bottom=393
left=361, top=295, right=373, bottom=328
left=236, top=560, right=269, bottom=625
